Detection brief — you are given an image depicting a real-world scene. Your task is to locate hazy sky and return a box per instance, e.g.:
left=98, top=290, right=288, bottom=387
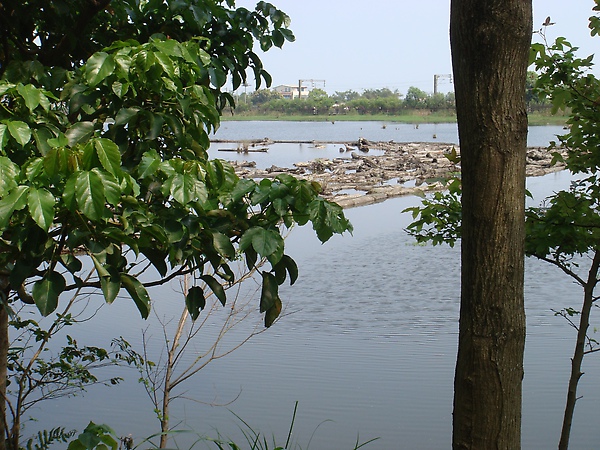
left=236, top=1, right=598, bottom=96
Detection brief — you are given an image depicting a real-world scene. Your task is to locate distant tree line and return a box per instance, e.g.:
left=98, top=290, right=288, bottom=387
left=231, top=72, right=548, bottom=116
left=232, top=86, right=455, bottom=116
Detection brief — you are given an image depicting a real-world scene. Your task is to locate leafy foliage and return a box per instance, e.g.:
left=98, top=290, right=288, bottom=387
left=0, top=1, right=351, bottom=326
left=25, top=427, right=77, bottom=450
left=67, top=422, right=119, bottom=450
left=0, top=2, right=352, bottom=448
left=404, top=176, right=462, bottom=247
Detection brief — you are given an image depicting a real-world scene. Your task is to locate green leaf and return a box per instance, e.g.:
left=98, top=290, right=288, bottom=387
left=25, top=158, right=44, bottom=182
left=154, top=51, right=176, bottom=78
left=27, top=187, right=55, bottom=231
left=230, top=178, right=256, bottom=202
left=274, top=254, right=298, bottom=286
left=239, top=227, right=282, bottom=258
left=201, top=274, right=226, bottom=306
left=152, top=39, right=183, bottom=57
left=0, top=124, right=7, bottom=150
left=134, top=49, right=156, bottom=73
left=68, top=422, right=118, bottom=450
left=94, top=169, right=121, bottom=206
left=0, top=185, right=29, bottom=229
left=100, top=270, right=120, bottom=304
left=111, top=81, right=129, bottom=98
left=75, top=170, right=105, bottom=221
left=114, top=108, right=140, bottom=126
left=212, top=232, right=235, bottom=259
left=7, top=121, right=32, bottom=147
left=90, top=254, right=110, bottom=278
left=32, top=271, right=66, bottom=316
left=32, top=127, right=53, bottom=155
left=168, top=173, right=208, bottom=205
left=86, top=52, right=116, bottom=86
left=260, top=271, right=278, bottom=313
left=43, top=147, right=70, bottom=179
left=208, top=66, right=227, bottom=88
left=0, top=156, right=19, bottom=196
left=138, top=150, right=160, bottom=178
left=17, top=84, right=42, bottom=111
left=245, top=246, right=258, bottom=272
left=271, top=29, right=284, bottom=48
left=140, top=247, right=168, bottom=277
left=47, top=133, right=69, bottom=149
left=146, top=113, right=164, bottom=140
left=94, top=138, right=121, bottom=176
left=120, top=274, right=151, bottom=319
left=62, top=175, right=77, bottom=211
left=66, top=122, right=95, bottom=146
left=260, top=272, right=282, bottom=327
left=264, top=297, right=282, bottom=328
left=185, top=286, right=206, bottom=320
left=308, top=198, right=352, bottom=242
left=60, top=253, right=82, bottom=274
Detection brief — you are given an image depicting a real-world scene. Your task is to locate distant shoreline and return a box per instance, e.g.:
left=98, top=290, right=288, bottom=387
left=220, top=111, right=567, bottom=127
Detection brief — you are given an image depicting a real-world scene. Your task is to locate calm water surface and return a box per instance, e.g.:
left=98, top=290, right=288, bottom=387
left=211, top=120, right=564, bottom=147
left=21, top=124, right=600, bottom=449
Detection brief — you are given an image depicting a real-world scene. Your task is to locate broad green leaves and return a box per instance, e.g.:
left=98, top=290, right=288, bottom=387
left=120, top=274, right=151, bottom=319
left=240, top=227, right=284, bottom=263
left=27, top=188, right=54, bottom=231
left=185, top=286, right=206, bottom=321
left=212, top=232, right=235, bottom=259
left=7, top=121, right=31, bottom=147
left=166, top=172, right=208, bottom=205
left=85, top=52, right=116, bottom=87
left=0, top=186, right=29, bottom=229
left=261, top=272, right=282, bottom=328
left=0, top=3, right=351, bottom=328
left=0, top=156, right=19, bottom=195
left=404, top=176, right=462, bottom=247
left=17, top=83, right=50, bottom=112
left=32, top=271, right=66, bottom=316
left=73, top=170, right=106, bottom=221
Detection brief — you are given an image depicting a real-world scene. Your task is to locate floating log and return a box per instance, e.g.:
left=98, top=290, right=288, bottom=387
left=219, top=147, right=268, bottom=153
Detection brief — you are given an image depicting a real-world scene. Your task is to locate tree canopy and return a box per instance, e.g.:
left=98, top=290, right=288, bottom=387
left=0, top=3, right=352, bottom=447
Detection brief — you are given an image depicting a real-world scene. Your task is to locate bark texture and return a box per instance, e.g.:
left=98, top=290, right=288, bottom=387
left=450, top=1, right=532, bottom=449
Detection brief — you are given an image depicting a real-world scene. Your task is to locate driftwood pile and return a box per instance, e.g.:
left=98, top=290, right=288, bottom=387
left=227, top=139, right=566, bottom=209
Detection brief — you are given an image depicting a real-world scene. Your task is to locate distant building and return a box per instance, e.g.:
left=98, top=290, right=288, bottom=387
left=272, top=84, right=309, bottom=99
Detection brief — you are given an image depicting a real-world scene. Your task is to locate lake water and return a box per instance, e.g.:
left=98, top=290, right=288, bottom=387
left=19, top=122, right=600, bottom=449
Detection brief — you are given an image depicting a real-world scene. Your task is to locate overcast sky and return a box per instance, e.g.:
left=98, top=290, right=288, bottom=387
left=236, top=1, right=598, bottom=96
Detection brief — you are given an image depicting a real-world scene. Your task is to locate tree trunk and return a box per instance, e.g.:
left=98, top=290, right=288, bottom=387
left=450, top=1, right=531, bottom=449
left=558, top=249, right=600, bottom=450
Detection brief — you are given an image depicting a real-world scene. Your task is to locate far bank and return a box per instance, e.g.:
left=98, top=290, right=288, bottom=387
left=221, top=110, right=567, bottom=126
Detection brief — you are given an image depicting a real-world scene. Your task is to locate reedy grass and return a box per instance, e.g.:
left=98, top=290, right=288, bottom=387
left=118, top=401, right=379, bottom=450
